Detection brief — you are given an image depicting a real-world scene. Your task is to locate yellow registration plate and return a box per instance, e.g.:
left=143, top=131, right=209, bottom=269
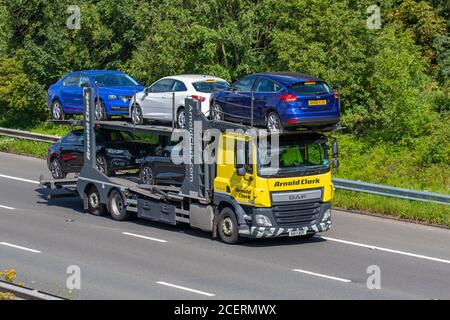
left=308, top=99, right=327, bottom=106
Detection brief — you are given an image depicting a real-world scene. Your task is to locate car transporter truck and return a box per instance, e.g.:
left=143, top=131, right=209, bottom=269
left=40, top=86, right=340, bottom=244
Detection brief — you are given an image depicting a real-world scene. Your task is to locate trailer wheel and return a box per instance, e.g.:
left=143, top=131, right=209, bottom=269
left=108, top=189, right=130, bottom=221
left=87, top=186, right=107, bottom=216
left=218, top=207, right=240, bottom=244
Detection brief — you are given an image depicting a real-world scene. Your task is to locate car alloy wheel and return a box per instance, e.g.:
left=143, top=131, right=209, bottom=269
left=52, top=101, right=64, bottom=120
left=131, top=104, right=143, bottom=125
left=141, top=165, right=154, bottom=185
left=177, top=108, right=186, bottom=128
left=50, top=158, right=65, bottom=179
left=96, top=155, right=107, bottom=175
left=95, top=100, right=106, bottom=121
left=212, top=104, right=224, bottom=121
left=267, top=112, right=282, bottom=133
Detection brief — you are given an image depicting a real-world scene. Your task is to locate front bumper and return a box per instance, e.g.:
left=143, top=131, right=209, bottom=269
left=240, top=220, right=332, bottom=239
left=238, top=202, right=332, bottom=239
left=104, top=100, right=131, bottom=115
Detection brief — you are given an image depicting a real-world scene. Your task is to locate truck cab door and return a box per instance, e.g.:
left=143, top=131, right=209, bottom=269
left=225, top=138, right=255, bottom=206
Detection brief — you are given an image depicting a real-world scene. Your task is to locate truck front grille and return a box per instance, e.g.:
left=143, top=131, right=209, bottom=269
left=273, top=202, right=321, bottom=228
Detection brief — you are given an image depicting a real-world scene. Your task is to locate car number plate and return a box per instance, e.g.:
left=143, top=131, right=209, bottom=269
left=308, top=99, right=327, bottom=106
left=289, top=229, right=306, bottom=237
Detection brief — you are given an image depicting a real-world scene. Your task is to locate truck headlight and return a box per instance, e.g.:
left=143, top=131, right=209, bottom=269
left=255, top=214, right=272, bottom=227
left=108, top=94, right=118, bottom=100
left=322, top=209, right=331, bottom=221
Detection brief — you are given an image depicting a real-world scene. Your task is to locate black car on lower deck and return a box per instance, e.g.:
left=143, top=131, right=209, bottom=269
left=139, top=143, right=185, bottom=186
left=47, top=129, right=158, bottom=179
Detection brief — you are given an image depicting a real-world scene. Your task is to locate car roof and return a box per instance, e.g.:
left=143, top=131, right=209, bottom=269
left=250, top=72, right=323, bottom=85
left=65, top=70, right=125, bottom=76
left=161, top=74, right=228, bottom=83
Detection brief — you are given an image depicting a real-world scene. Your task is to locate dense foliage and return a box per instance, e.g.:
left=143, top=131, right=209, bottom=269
left=0, top=0, right=448, bottom=192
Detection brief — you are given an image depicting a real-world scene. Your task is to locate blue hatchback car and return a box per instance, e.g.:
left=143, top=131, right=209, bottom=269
left=211, top=72, right=340, bottom=132
left=47, top=70, right=144, bottom=121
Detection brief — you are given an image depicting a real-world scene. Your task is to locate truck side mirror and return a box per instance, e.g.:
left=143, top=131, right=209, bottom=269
left=331, top=159, right=340, bottom=169
left=332, top=140, right=339, bottom=157
left=237, top=167, right=247, bottom=177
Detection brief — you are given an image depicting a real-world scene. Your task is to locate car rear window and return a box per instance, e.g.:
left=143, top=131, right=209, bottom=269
left=192, top=80, right=229, bottom=93
left=289, top=81, right=331, bottom=96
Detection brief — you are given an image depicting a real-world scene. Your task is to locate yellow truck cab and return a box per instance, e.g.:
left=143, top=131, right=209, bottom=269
left=212, top=131, right=336, bottom=243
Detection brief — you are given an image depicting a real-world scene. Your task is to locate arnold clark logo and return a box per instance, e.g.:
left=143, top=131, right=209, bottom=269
left=274, top=178, right=321, bottom=188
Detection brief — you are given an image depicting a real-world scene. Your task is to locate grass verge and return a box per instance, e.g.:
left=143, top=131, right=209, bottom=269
left=0, top=136, right=48, bottom=158
left=334, top=190, right=450, bottom=228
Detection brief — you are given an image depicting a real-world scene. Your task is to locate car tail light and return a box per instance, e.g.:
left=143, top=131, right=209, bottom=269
left=287, top=119, right=299, bottom=123
left=192, top=95, right=206, bottom=102
left=333, top=91, right=339, bottom=99
left=278, top=93, right=297, bottom=102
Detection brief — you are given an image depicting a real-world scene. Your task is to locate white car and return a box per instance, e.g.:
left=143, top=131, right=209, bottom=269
left=129, top=74, right=229, bottom=127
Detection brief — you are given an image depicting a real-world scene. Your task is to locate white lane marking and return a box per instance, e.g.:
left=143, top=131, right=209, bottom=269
left=0, top=205, right=15, bottom=210
left=122, top=232, right=167, bottom=243
left=0, top=174, right=39, bottom=185
left=0, top=242, right=41, bottom=253
left=292, top=269, right=352, bottom=283
left=157, top=281, right=215, bottom=297
left=321, top=236, right=450, bottom=265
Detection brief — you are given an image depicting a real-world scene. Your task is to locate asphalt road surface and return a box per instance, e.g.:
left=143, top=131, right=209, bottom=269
left=0, top=151, right=449, bottom=300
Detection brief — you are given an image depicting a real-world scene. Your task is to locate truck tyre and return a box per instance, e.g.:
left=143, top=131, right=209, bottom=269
left=87, top=186, right=107, bottom=216
left=218, top=207, right=240, bottom=244
left=108, top=189, right=130, bottom=221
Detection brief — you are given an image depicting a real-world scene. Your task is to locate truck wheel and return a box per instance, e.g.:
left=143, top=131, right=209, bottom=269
left=108, top=189, right=130, bottom=221
left=87, top=186, right=107, bottom=216
left=218, top=207, right=240, bottom=244
left=50, top=158, right=66, bottom=179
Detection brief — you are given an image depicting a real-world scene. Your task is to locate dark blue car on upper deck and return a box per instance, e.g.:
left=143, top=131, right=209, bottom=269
left=211, top=72, right=340, bottom=132
left=47, top=70, right=144, bottom=121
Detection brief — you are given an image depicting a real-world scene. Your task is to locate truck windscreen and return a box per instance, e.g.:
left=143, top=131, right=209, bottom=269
left=258, top=140, right=329, bottom=177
